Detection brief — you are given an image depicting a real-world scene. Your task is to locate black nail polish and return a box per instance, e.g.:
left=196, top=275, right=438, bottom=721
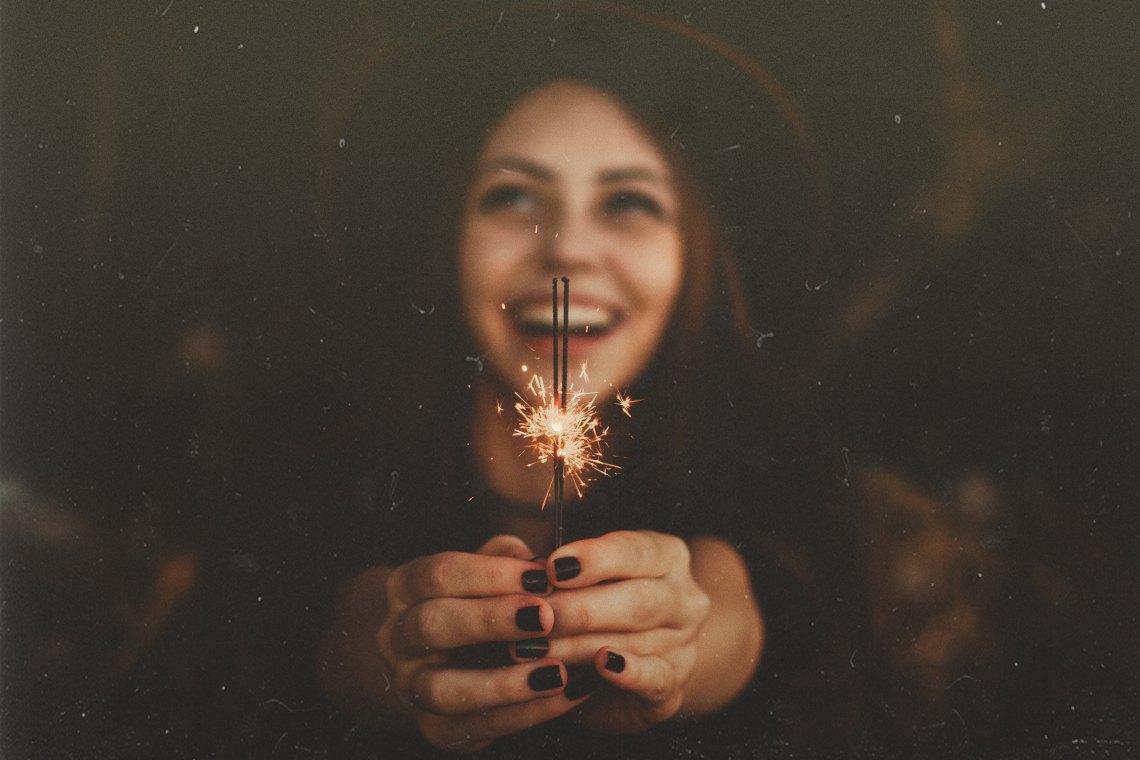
left=522, top=569, right=549, bottom=594
left=554, top=557, right=581, bottom=581
left=605, top=652, right=626, bottom=673
left=514, top=638, right=549, bottom=660
left=516, top=605, right=543, bottom=632
left=528, top=664, right=563, bottom=692
left=564, top=666, right=600, bottom=700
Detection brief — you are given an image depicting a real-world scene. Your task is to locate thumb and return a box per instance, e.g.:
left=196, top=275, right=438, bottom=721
left=476, top=534, right=535, bottom=560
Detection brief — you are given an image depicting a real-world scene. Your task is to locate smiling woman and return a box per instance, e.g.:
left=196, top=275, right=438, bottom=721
left=309, top=8, right=816, bottom=758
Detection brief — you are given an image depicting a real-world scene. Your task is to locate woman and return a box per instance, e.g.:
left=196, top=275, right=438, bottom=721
left=313, top=8, right=825, bottom=757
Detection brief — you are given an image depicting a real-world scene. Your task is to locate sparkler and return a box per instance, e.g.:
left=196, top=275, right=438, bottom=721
left=510, top=277, right=620, bottom=548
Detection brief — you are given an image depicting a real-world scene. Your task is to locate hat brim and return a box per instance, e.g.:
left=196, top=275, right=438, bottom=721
left=328, top=2, right=830, bottom=319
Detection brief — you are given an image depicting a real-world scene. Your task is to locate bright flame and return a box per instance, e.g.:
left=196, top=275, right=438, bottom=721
left=513, top=374, right=619, bottom=508
left=616, top=391, right=640, bottom=418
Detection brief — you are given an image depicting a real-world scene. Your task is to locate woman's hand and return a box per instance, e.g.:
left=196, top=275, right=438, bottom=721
left=542, top=531, right=763, bottom=733
left=319, top=536, right=590, bottom=753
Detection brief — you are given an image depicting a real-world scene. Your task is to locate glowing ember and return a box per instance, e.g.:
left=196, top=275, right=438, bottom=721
left=513, top=374, right=618, bottom=507
left=615, top=391, right=640, bottom=418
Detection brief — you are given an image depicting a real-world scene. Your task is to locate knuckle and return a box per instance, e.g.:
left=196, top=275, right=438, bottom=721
left=690, top=585, right=711, bottom=621
left=386, top=566, right=407, bottom=606
left=665, top=534, right=690, bottom=565
left=422, top=553, right=459, bottom=596
left=552, top=596, right=590, bottom=632
left=484, top=533, right=524, bottom=557
left=486, top=672, right=519, bottom=705
left=629, top=585, right=659, bottom=623
left=414, top=673, right=454, bottom=715
left=405, top=604, right=441, bottom=650
left=479, top=599, right=506, bottom=633
left=573, top=601, right=595, bottom=631
left=483, top=560, right=509, bottom=589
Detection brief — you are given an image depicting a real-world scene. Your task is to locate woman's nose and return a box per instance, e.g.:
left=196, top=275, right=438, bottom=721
left=543, top=209, right=604, bottom=270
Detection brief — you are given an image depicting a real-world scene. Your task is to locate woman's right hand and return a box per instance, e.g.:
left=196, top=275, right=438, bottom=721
left=322, top=536, right=590, bottom=753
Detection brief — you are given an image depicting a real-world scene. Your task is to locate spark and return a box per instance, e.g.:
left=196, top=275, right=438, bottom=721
left=495, top=398, right=504, bottom=415
left=513, top=375, right=617, bottom=507
left=615, top=391, right=639, bottom=418
left=578, top=362, right=589, bottom=383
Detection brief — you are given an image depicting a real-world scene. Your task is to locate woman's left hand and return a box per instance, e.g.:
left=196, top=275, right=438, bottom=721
left=540, top=530, right=713, bottom=733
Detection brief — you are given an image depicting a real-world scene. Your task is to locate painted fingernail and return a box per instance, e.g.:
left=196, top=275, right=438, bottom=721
left=605, top=651, right=626, bottom=673
left=528, top=664, right=563, bottom=691
left=522, top=569, right=549, bottom=594
left=514, top=638, right=549, bottom=660
left=553, top=557, right=581, bottom=581
left=516, top=605, right=543, bottom=632
left=564, top=665, right=600, bottom=700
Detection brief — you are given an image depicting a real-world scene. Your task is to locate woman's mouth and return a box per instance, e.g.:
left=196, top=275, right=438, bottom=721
left=510, top=301, right=620, bottom=339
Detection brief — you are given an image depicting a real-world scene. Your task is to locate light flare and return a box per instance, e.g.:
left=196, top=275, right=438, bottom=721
left=513, top=374, right=618, bottom=508
left=615, top=391, right=640, bottom=418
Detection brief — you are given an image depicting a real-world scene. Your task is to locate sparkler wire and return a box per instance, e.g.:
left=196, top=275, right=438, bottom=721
left=558, top=278, right=570, bottom=547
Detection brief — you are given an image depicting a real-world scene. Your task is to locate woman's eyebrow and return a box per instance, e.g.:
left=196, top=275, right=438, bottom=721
left=597, top=166, right=668, bottom=186
left=477, top=157, right=554, bottom=181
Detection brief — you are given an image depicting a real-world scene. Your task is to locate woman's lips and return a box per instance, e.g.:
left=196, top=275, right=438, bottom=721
left=510, top=300, right=621, bottom=338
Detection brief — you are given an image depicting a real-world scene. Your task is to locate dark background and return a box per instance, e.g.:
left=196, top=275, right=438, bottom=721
left=2, top=1, right=1138, bottom=757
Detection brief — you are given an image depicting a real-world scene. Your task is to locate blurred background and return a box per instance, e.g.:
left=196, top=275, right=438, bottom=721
left=2, top=1, right=1138, bottom=757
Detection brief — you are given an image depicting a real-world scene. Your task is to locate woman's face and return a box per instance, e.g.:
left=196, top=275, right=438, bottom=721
left=459, top=81, right=684, bottom=398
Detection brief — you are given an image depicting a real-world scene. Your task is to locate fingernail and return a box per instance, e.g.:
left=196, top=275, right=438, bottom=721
left=564, top=665, right=600, bottom=700
left=522, top=569, right=549, bottom=594
left=553, top=557, right=581, bottom=582
left=528, top=664, right=563, bottom=692
left=516, top=605, right=543, bottom=632
left=514, top=638, right=549, bottom=660
left=605, top=651, right=626, bottom=673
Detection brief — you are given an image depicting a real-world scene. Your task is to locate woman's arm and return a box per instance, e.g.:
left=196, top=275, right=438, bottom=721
left=317, top=564, right=410, bottom=730
left=681, top=536, right=765, bottom=715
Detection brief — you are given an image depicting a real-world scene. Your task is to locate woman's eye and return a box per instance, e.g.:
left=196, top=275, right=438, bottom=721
left=478, top=184, right=533, bottom=213
left=605, top=191, right=665, bottom=219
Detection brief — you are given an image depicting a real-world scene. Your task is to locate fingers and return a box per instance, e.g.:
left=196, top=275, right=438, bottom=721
left=548, top=530, right=688, bottom=588
left=545, top=579, right=676, bottom=635
left=398, top=595, right=553, bottom=652
left=411, top=660, right=566, bottom=716
left=390, top=551, right=548, bottom=605
left=595, top=647, right=691, bottom=714
left=512, top=628, right=682, bottom=665
left=477, top=534, right=535, bottom=561
left=415, top=668, right=593, bottom=752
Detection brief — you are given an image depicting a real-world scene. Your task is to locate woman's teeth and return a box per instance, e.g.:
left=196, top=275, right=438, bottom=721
left=514, top=303, right=615, bottom=336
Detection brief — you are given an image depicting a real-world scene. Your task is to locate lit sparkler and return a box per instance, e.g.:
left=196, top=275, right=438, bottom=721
left=508, top=277, right=623, bottom=548
left=513, top=374, right=618, bottom=506
left=615, top=390, right=640, bottom=418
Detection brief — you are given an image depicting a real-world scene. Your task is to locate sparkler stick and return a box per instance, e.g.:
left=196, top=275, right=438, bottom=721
left=557, top=277, right=570, bottom=547
left=552, top=279, right=563, bottom=548
left=513, top=277, right=625, bottom=548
